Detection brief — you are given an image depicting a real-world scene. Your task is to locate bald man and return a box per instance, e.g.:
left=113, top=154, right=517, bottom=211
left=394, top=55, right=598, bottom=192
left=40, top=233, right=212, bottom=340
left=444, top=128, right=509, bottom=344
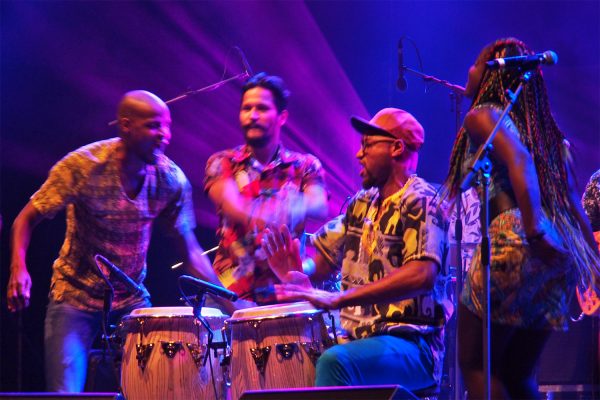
left=7, top=90, right=217, bottom=392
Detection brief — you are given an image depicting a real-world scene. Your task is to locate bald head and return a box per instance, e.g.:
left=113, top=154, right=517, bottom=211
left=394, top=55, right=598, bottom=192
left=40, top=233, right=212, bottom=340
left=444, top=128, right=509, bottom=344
left=117, top=90, right=172, bottom=165
left=117, top=90, right=168, bottom=121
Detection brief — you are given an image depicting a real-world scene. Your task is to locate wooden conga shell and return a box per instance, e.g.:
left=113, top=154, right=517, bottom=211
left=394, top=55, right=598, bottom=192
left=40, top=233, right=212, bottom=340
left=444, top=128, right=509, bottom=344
left=227, top=302, right=332, bottom=400
left=119, top=306, right=228, bottom=400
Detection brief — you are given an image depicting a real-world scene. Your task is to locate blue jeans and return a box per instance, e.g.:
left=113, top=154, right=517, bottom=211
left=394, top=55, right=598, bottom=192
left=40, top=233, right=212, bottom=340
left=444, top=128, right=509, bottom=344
left=315, top=334, right=436, bottom=391
left=44, top=300, right=147, bottom=392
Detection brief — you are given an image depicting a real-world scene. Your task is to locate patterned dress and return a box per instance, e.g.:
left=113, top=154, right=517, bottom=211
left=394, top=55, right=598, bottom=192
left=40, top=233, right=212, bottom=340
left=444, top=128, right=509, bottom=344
left=31, top=138, right=196, bottom=311
left=313, top=176, right=450, bottom=383
left=204, top=144, right=326, bottom=301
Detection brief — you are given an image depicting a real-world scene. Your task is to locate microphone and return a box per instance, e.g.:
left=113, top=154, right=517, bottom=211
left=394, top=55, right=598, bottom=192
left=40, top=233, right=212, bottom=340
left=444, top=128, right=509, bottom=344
left=179, top=275, right=239, bottom=302
left=396, top=38, right=407, bottom=91
left=95, top=255, right=145, bottom=297
left=486, top=50, right=558, bottom=70
left=235, top=46, right=254, bottom=78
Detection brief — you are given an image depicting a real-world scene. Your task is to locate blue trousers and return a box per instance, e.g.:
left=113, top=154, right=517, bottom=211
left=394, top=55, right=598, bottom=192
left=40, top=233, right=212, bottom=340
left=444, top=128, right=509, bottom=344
left=44, top=300, right=147, bottom=392
left=315, top=334, right=436, bottom=391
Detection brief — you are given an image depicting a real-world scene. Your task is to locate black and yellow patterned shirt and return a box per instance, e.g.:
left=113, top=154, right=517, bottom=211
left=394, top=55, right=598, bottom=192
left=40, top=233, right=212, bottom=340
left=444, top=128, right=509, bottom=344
left=313, top=176, right=449, bottom=382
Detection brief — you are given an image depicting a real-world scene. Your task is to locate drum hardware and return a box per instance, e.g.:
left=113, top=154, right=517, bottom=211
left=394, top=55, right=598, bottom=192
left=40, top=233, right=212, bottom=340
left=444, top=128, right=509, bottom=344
left=158, top=341, right=182, bottom=358
left=250, top=346, right=271, bottom=374
left=135, top=343, right=154, bottom=370
left=248, top=320, right=263, bottom=329
left=186, top=343, right=208, bottom=367
left=219, top=354, right=231, bottom=367
left=120, top=307, right=229, bottom=400
left=301, top=341, right=322, bottom=363
left=327, top=311, right=339, bottom=345
left=101, top=331, right=124, bottom=348
left=221, top=354, right=232, bottom=388
left=275, top=343, right=298, bottom=359
left=228, top=302, right=334, bottom=398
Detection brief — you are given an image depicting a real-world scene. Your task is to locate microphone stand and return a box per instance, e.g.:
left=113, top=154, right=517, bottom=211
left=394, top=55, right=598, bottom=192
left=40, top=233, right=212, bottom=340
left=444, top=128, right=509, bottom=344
left=107, top=72, right=250, bottom=126
left=459, top=71, right=532, bottom=400
left=401, top=64, right=465, bottom=400
left=177, top=277, right=214, bottom=367
left=402, top=66, right=466, bottom=101
left=94, top=257, right=121, bottom=391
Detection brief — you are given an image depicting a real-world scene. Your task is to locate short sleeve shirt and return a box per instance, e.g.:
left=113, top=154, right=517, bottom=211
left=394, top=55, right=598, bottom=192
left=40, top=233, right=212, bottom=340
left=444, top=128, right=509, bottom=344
left=313, top=176, right=449, bottom=382
left=582, top=169, right=600, bottom=232
left=204, top=144, right=326, bottom=300
left=31, top=138, right=196, bottom=311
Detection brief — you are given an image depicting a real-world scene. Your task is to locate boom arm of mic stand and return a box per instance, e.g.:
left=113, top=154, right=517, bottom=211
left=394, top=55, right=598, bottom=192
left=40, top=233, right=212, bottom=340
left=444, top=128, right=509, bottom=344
left=107, top=72, right=250, bottom=126
left=402, top=66, right=466, bottom=96
left=165, top=72, right=249, bottom=105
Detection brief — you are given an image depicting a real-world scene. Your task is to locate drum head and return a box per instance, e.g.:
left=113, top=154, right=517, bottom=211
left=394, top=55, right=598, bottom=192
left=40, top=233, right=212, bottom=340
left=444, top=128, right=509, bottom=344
left=230, top=301, right=322, bottom=323
left=128, top=306, right=225, bottom=318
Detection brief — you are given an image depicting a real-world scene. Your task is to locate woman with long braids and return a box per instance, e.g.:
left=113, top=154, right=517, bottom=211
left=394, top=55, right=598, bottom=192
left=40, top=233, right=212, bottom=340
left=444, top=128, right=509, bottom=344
left=442, top=38, right=600, bottom=399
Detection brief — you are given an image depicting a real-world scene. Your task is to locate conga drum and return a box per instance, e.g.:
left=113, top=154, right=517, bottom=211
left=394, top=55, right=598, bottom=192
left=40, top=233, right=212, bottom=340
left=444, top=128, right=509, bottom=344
left=226, top=301, right=335, bottom=399
left=119, top=306, right=228, bottom=400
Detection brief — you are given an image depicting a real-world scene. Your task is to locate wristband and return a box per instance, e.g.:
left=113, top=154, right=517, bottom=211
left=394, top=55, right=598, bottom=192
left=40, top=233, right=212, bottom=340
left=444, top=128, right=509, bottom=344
left=302, top=258, right=316, bottom=276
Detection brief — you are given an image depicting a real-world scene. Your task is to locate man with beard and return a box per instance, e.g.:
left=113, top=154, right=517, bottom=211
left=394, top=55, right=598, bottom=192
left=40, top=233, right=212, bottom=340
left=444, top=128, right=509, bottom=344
left=263, top=108, right=449, bottom=392
left=6, top=90, right=216, bottom=392
left=204, top=73, right=328, bottom=308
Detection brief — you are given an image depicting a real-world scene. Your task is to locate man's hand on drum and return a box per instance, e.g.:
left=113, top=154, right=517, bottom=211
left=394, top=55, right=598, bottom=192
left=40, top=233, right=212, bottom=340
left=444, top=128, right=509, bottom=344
left=263, top=225, right=342, bottom=309
left=262, top=225, right=305, bottom=284
left=274, top=282, right=342, bottom=310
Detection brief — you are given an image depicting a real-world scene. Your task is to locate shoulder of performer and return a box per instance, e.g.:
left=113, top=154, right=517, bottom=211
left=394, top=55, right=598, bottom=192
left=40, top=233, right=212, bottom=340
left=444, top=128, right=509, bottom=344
left=346, top=188, right=378, bottom=210
left=154, top=154, right=190, bottom=190
left=55, top=137, right=120, bottom=172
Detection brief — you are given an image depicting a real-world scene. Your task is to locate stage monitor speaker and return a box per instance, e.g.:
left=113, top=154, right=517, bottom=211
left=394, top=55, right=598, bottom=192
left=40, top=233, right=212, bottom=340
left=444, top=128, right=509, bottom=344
left=0, top=394, right=121, bottom=400
left=538, top=302, right=599, bottom=398
left=83, top=349, right=121, bottom=393
left=538, top=314, right=598, bottom=385
left=239, top=385, right=419, bottom=400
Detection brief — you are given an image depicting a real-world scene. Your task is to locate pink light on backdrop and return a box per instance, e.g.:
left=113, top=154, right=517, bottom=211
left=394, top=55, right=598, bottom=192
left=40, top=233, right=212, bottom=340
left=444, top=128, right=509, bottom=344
left=2, top=1, right=367, bottom=231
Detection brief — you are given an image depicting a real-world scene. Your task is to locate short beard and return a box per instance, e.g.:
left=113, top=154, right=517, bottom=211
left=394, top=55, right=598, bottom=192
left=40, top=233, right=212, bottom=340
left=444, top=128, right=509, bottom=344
left=244, top=131, right=271, bottom=148
left=361, top=167, right=386, bottom=190
left=361, top=172, right=377, bottom=190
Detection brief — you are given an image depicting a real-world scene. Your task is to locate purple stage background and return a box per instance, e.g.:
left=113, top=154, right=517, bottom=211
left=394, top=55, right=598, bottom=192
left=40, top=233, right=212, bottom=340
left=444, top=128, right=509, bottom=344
left=1, top=0, right=598, bottom=391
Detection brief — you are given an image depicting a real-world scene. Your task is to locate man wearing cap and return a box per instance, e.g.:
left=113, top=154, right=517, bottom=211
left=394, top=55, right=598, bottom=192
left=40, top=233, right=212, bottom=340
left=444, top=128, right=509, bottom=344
left=263, top=108, right=449, bottom=391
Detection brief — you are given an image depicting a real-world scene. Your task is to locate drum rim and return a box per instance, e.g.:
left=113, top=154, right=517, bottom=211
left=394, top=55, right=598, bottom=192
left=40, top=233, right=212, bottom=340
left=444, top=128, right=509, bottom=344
left=225, top=309, right=325, bottom=325
left=119, top=314, right=230, bottom=323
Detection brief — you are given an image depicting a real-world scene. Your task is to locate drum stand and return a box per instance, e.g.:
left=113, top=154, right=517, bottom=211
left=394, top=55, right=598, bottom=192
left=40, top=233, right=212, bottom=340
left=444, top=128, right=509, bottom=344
left=94, top=257, right=123, bottom=394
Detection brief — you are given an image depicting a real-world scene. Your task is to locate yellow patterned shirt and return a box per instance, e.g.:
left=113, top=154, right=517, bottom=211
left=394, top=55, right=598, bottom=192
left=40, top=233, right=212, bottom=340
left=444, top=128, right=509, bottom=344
left=313, top=176, right=449, bottom=382
left=31, top=138, right=196, bottom=311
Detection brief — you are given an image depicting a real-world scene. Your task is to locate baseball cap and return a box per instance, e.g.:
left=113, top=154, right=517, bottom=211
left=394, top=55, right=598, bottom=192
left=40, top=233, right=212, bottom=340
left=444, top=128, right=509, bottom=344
left=350, top=108, right=425, bottom=151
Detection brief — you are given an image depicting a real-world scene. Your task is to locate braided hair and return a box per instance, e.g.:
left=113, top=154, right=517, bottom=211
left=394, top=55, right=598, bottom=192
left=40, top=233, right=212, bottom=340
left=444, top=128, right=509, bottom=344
left=442, top=37, right=599, bottom=289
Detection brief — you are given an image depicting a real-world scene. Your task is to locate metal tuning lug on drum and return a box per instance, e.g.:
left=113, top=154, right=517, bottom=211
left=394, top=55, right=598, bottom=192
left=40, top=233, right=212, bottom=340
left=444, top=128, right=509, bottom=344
left=250, top=346, right=271, bottom=374
left=135, top=343, right=154, bottom=370
left=135, top=318, right=154, bottom=370
left=186, top=343, right=207, bottom=367
left=161, top=341, right=183, bottom=358
left=276, top=343, right=298, bottom=360
left=301, top=341, right=321, bottom=363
